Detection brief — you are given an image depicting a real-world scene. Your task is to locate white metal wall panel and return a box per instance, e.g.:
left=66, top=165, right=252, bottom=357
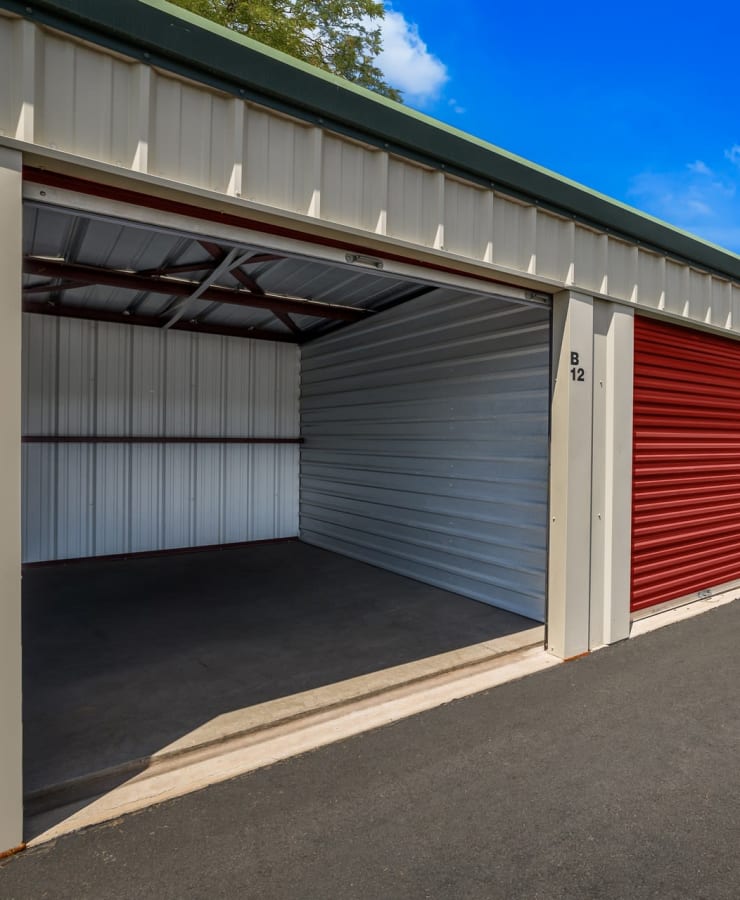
left=300, top=291, right=550, bottom=621
left=21, top=314, right=300, bottom=562
left=320, top=134, right=385, bottom=233
left=149, top=73, right=233, bottom=193
left=387, top=159, right=442, bottom=248
left=3, top=14, right=740, bottom=334
left=444, top=178, right=492, bottom=261
left=35, top=30, right=136, bottom=166
left=243, top=106, right=317, bottom=215
left=493, top=197, right=536, bottom=274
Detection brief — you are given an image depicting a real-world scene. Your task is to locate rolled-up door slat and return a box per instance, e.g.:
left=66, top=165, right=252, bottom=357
left=631, top=316, right=740, bottom=611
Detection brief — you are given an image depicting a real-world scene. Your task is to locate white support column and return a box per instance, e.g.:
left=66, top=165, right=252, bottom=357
left=0, top=148, right=23, bottom=854
left=589, top=300, right=633, bottom=648
left=547, top=290, right=594, bottom=659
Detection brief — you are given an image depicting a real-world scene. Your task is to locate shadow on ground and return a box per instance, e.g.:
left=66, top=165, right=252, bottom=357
left=22, top=540, right=535, bottom=837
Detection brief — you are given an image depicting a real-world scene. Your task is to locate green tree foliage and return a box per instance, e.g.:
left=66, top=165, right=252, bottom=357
left=168, top=1, right=402, bottom=101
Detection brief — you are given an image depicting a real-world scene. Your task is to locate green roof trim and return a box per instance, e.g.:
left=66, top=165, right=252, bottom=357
left=5, top=0, right=740, bottom=283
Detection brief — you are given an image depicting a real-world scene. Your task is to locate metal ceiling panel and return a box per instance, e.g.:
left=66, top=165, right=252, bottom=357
left=23, top=204, right=512, bottom=340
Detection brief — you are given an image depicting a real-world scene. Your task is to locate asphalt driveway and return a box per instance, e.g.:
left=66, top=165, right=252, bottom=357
left=2, top=600, right=738, bottom=900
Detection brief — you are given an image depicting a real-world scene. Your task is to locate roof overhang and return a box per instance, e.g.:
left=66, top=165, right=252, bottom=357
left=3, top=0, right=739, bottom=284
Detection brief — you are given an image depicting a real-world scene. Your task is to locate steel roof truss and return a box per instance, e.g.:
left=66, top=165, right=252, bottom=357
left=198, top=241, right=301, bottom=338
left=22, top=258, right=371, bottom=323
left=163, top=246, right=249, bottom=330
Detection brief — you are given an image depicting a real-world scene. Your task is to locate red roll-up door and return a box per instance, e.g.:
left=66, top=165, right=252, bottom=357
left=632, top=315, right=740, bottom=612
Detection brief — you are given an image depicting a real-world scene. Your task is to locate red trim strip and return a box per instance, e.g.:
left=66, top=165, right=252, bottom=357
left=22, top=536, right=299, bottom=568
left=23, top=166, right=529, bottom=294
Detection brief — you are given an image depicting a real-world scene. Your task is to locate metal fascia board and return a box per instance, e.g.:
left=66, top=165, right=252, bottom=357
left=6, top=0, right=740, bottom=284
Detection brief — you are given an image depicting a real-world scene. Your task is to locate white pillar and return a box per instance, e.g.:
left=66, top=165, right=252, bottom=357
left=547, top=290, right=594, bottom=658
left=0, top=147, right=23, bottom=854
left=589, top=300, right=633, bottom=647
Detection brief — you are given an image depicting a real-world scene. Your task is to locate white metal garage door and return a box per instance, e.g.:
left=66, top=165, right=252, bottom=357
left=300, top=290, right=550, bottom=621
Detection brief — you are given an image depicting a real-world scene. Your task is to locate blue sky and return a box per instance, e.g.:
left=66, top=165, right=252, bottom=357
left=372, top=1, right=740, bottom=253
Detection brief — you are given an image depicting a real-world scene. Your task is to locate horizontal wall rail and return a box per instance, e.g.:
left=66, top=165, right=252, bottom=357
left=22, top=436, right=303, bottom=444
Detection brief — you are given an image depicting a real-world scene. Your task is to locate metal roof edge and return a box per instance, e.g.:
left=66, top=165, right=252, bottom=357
left=5, top=0, right=740, bottom=284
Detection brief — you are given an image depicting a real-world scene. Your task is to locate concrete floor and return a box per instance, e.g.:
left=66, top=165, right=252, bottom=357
left=22, top=540, right=535, bottom=794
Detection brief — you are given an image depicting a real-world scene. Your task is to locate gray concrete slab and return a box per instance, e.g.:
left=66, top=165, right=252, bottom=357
left=3, top=600, right=737, bottom=899
left=22, top=541, right=533, bottom=793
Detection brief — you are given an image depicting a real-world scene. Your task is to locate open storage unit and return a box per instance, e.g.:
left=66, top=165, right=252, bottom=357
left=2, top=0, right=740, bottom=853
left=21, top=201, right=551, bottom=624
left=19, top=195, right=552, bottom=822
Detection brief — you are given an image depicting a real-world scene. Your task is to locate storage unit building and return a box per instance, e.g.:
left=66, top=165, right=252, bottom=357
left=1, top=0, right=740, bottom=853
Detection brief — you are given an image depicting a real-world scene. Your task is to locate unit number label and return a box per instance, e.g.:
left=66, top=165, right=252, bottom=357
left=570, top=351, right=585, bottom=382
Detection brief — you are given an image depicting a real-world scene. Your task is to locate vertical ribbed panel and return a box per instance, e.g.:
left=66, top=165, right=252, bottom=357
left=300, top=291, right=550, bottom=621
left=21, top=315, right=299, bottom=562
left=632, top=315, right=740, bottom=610
left=149, top=71, right=233, bottom=192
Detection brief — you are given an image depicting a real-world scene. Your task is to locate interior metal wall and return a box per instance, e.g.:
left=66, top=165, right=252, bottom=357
left=22, top=314, right=300, bottom=562
left=300, top=290, right=550, bottom=621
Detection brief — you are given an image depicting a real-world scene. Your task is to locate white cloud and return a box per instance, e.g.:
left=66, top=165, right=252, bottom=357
left=449, top=98, right=466, bottom=115
left=725, top=145, right=740, bottom=167
left=687, top=160, right=712, bottom=175
left=373, top=10, right=448, bottom=104
left=687, top=198, right=712, bottom=215
left=629, top=154, right=740, bottom=251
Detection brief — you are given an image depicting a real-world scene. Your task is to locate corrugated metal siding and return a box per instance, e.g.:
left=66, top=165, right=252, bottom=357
left=22, top=314, right=299, bottom=562
left=300, top=291, right=550, bottom=621
left=3, top=14, right=740, bottom=336
left=632, top=315, right=740, bottom=610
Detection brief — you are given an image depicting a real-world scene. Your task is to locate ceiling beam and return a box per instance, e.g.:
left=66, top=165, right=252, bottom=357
left=23, top=300, right=297, bottom=343
left=198, top=242, right=284, bottom=271
left=137, top=260, right=219, bottom=277
left=164, top=246, right=250, bottom=330
left=272, top=311, right=303, bottom=337
left=23, top=258, right=370, bottom=322
left=198, top=241, right=303, bottom=338
left=23, top=279, right=82, bottom=295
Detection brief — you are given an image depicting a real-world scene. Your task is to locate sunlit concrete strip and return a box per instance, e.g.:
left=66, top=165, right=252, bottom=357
left=630, top=590, right=738, bottom=639
left=155, top=626, right=545, bottom=759
left=27, top=642, right=557, bottom=846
